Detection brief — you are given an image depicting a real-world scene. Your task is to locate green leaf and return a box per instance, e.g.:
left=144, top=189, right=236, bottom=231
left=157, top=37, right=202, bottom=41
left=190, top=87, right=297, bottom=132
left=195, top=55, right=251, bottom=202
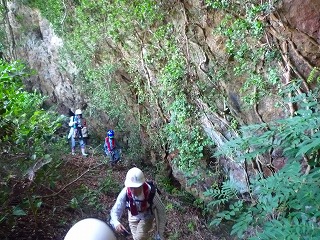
left=295, top=137, right=320, bottom=157
left=36, top=201, right=42, bottom=208
left=229, top=211, right=236, bottom=216
left=12, top=206, right=27, bottom=216
left=0, top=214, right=7, bottom=223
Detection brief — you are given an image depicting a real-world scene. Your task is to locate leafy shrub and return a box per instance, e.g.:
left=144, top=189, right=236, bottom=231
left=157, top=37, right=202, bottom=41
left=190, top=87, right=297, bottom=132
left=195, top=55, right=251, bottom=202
left=209, top=162, right=320, bottom=238
left=0, top=60, right=64, bottom=225
left=99, top=170, right=122, bottom=195
left=208, top=83, right=320, bottom=238
left=0, top=60, right=64, bottom=168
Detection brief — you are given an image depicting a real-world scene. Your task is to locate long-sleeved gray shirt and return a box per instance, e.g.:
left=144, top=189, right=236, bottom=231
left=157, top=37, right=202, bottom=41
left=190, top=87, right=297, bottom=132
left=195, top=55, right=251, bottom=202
left=110, top=184, right=166, bottom=238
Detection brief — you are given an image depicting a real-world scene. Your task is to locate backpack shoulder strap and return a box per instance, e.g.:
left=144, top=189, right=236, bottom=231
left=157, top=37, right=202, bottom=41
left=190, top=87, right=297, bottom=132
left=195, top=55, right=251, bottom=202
left=105, top=137, right=111, bottom=149
left=126, top=187, right=131, bottom=201
left=147, top=181, right=160, bottom=214
left=146, top=181, right=160, bottom=205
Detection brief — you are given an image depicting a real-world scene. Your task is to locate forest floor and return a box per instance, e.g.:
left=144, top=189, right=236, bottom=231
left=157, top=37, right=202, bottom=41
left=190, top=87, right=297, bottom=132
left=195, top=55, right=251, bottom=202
left=0, top=148, right=234, bottom=240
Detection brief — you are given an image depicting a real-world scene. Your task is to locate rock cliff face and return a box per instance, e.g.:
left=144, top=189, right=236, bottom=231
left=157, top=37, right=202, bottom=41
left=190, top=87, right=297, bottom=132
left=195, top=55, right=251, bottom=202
left=2, top=0, right=320, bottom=198
left=274, top=0, right=320, bottom=81
left=3, top=2, right=83, bottom=111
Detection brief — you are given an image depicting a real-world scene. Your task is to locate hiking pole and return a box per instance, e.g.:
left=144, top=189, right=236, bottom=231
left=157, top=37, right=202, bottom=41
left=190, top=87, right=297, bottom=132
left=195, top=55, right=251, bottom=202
left=154, top=208, right=161, bottom=240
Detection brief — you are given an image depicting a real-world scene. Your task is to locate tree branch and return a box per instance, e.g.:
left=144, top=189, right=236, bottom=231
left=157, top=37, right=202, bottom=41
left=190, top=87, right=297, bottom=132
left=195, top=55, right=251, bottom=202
left=42, top=162, right=104, bottom=198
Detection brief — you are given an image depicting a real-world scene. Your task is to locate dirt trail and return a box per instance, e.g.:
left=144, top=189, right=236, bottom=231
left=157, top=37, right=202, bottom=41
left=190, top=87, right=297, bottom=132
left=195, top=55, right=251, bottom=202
left=0, top=153, right=231, bottom=240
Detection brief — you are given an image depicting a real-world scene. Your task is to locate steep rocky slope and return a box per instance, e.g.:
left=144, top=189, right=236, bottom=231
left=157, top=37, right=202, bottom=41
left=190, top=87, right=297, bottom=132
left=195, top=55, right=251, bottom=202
left=2, top=0, right=320, bottom=199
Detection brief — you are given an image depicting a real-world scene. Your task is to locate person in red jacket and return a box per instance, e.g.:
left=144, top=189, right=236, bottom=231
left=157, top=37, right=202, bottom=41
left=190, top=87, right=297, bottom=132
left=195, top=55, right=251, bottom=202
left=104, top=130, right=121, bottom=164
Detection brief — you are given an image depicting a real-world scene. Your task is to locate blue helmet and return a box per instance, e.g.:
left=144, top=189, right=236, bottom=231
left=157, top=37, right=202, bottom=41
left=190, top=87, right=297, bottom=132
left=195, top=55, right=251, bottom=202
left=107, top=130, right=114, bottom=138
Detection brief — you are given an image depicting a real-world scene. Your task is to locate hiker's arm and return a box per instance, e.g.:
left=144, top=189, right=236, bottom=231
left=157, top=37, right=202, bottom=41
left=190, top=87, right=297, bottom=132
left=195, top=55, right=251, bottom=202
left=153, top=193, right=167, bottom=239
left=110, top=187, right=127, bottom=228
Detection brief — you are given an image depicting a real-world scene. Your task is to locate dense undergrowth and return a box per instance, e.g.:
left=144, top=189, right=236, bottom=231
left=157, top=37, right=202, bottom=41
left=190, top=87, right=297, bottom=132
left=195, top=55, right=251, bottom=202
left=0, top=59, right=65, bottom=225
left=205, top=87, right=320, bottom=238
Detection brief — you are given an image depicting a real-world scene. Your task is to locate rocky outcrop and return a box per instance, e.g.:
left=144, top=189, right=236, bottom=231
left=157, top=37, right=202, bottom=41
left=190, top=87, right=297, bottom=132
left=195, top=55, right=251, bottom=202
left=3, top=1, right=83, bottom=112
left=270, top=0, right=320, bottom=84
